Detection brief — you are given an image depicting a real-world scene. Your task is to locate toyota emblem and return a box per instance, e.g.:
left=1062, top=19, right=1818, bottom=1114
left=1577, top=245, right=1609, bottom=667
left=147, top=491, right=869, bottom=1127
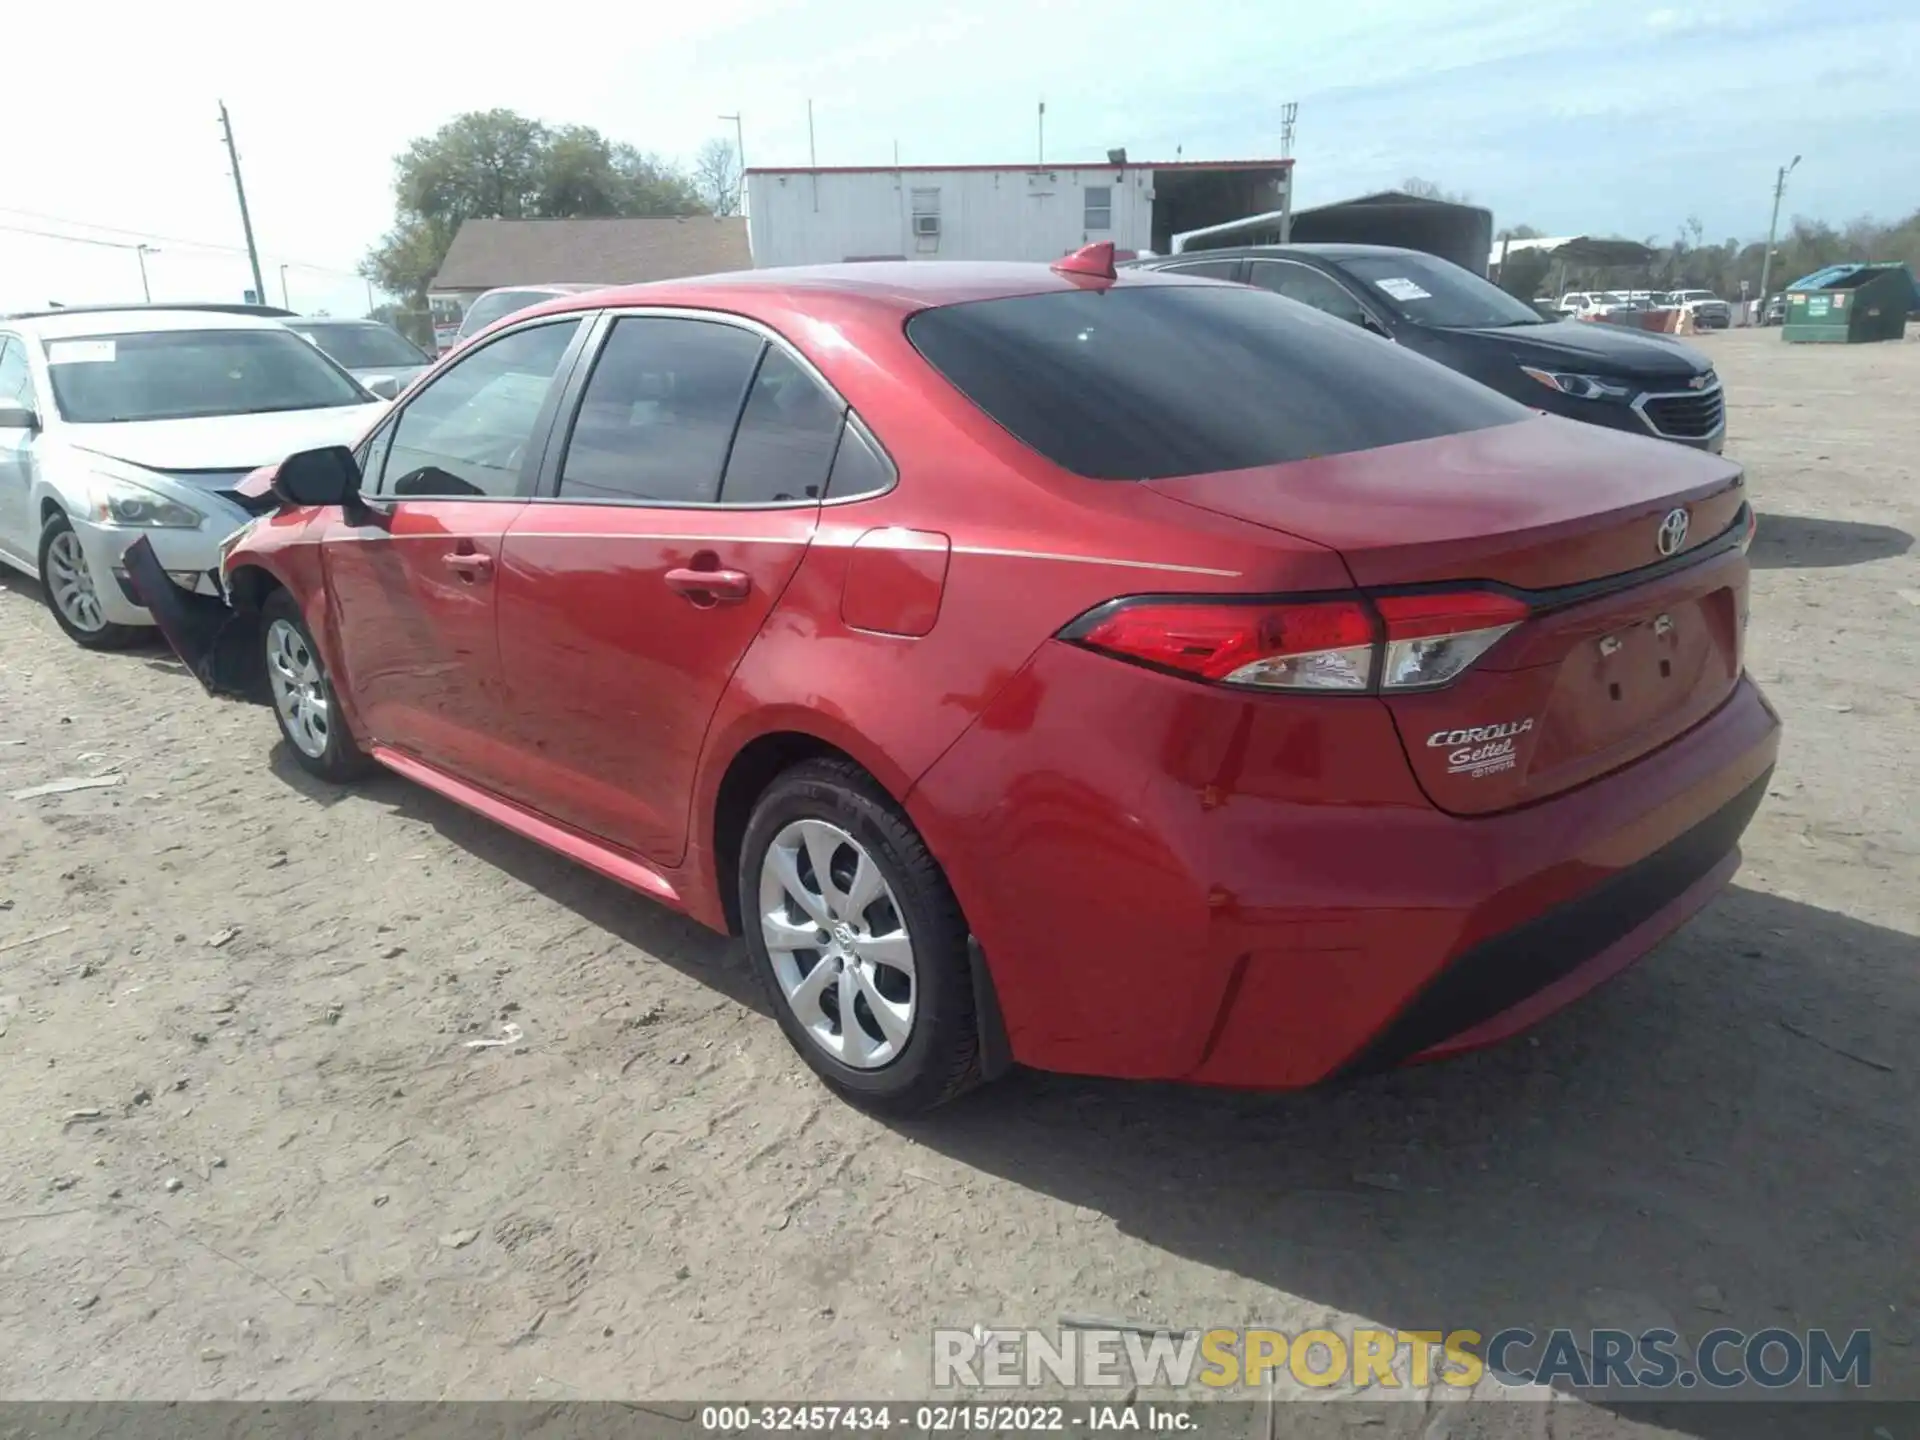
left=1657, top=507, right=1690, bottom=557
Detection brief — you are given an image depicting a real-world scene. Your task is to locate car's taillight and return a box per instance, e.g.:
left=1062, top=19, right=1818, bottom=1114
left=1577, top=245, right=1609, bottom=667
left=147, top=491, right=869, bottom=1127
left=1062, top=589, right=1527, bottom=694
left=1068, top=598, right=1377, bottom=690
left=1373, top=590, right=1529, bottom=691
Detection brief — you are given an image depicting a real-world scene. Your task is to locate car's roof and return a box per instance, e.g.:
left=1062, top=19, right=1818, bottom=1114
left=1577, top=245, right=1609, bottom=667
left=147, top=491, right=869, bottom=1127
left=7, top=308, right=291, bottom=339
left=512, top=262, right=1207, bottom=324
left=480, top=282, right=606, bottom=297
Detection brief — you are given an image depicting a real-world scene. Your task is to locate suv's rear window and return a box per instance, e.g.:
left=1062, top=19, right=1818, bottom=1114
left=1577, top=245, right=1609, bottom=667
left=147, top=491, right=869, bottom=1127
left=906, top=282, right=1526, bottom=481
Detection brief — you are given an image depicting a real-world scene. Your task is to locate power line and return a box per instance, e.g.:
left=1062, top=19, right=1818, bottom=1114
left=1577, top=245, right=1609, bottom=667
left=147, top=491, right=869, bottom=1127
left=0, top=205, right=367, bottom=280
left=0, top=221, right=144, bottom=251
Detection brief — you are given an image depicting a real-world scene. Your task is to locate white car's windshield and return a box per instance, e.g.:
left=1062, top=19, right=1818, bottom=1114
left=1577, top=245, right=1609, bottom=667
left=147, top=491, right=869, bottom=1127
left=43, top=328, right=369, bottom=424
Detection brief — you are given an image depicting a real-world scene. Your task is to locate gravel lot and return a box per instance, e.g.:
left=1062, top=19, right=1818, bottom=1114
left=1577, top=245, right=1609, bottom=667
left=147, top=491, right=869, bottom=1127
left=1, top=327, right=1914, bottom=1431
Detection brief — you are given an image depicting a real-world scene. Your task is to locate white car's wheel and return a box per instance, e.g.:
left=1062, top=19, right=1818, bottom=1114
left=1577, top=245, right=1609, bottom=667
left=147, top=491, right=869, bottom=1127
left=37, top=514, right=143, bottom=649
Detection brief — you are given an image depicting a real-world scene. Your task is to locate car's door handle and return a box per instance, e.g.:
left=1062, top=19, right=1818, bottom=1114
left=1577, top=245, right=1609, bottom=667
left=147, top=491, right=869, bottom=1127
left=442, top=550, right=494, bottom=579
left=664, top=566, right=751, bottom=603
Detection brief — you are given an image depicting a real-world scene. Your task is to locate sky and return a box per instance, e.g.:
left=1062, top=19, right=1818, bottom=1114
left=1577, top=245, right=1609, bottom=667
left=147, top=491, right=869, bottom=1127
left=5, top=0, right=1916, bottom=316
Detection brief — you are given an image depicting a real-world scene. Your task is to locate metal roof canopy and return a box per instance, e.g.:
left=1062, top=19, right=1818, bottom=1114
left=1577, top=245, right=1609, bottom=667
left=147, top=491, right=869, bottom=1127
left=1288, top=191, right=1495, bottom=276
left=1525, top=237, right=1659, bottom=269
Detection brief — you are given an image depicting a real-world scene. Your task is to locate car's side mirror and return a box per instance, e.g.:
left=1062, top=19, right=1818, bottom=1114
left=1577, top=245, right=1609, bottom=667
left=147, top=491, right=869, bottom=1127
left=0, top=405, right=39, bottom=432
left=272, top=445, right=363, bottom=510
left=365, top=375, right=401, bottom=401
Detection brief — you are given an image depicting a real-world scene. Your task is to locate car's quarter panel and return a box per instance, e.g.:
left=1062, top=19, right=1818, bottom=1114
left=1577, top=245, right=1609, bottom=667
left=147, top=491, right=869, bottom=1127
left=320, top=500, right=524, bottom=782
left=493, top=504, right=817, bottom=862
left=673, top=277, right=1365, bottom=931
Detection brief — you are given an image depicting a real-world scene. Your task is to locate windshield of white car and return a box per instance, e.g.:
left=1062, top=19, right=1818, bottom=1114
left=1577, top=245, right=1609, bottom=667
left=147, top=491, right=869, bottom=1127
left=43, top=328, right=370, bottom=423
left=1341, top=253, right=1549, bottom=328
left=288, top=322, right=427, bottom=369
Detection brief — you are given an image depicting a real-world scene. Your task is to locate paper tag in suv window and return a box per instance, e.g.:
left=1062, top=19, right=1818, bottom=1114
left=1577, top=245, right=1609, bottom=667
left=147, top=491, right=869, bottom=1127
left=1375, top=278, right=1432, bottom=303
left=47, top=340, right=117, bottom=365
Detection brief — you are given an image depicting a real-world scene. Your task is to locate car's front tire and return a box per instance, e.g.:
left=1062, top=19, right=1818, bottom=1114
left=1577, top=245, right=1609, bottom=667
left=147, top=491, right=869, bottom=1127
left=260, top=589, right=372, bottom=783
left=37, top=513, right=145, bottom=650
left=739, top=758, right=983, bottom=1114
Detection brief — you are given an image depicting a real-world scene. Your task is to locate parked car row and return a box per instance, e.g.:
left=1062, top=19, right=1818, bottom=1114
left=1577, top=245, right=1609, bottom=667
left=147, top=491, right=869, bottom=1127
left=7, top=252, right=1778, bottom=1116
left=1553, top=289, right=1732, bottom=329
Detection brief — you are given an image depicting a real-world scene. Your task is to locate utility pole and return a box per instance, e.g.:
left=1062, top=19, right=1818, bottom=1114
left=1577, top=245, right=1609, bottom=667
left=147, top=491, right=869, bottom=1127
left=1278, top=100, right=1299, bottom=243
left=1037, top=100, right=1046, bottom=166
left=218, top=101, right=268, bottom=307
left=280, top=264, right=291, bottom=309
left=718, top=113, right=746, bottom=214
left=135, top=244, right=157, bottom=302
left=1756, top=154, right=1801, bottom=322
left=807, top=100, right=816, bottom=167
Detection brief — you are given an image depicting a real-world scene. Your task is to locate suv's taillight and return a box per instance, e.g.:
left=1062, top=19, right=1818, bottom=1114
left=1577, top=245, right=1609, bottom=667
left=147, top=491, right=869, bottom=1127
left=1061, top=590, right=1528, bottom=694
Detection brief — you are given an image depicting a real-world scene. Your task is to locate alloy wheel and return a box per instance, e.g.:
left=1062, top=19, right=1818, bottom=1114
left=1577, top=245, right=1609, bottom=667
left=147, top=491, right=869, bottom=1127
left=45, top=530, right=105, bottom=633
left=265, top=618, right=332, bottom=759
left=759, top=818, right=917, bottom=1069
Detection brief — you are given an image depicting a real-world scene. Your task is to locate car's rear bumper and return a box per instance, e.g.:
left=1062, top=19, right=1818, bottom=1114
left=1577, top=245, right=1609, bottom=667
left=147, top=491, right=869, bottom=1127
left=910, top=643, right=1781, bottom=1087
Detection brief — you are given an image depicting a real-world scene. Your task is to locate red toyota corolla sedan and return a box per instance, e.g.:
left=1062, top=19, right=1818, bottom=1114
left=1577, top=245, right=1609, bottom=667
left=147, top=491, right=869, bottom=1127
left=202, top=249, right=1780, bottom=1113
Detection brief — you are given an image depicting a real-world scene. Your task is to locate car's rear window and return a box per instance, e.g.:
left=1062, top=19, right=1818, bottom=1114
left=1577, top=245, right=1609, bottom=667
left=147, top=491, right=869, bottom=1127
left=905, top=282, right=1527, bottom=481
left=458, top=290, right=554, bottom=337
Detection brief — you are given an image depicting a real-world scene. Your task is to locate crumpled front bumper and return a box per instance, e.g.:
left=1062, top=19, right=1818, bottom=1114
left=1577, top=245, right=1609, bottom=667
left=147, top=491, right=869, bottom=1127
left=120, top=536, right=261, bottom=698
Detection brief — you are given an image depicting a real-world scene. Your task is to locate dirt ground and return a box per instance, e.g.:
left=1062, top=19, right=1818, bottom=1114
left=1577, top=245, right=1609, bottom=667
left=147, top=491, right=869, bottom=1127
left=1, top=326, right=1915, bottom=1431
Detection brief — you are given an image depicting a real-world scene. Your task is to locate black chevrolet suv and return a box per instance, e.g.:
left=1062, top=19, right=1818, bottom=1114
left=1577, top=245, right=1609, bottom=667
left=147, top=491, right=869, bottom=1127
left=1127, top=244, right=1724, bottom=452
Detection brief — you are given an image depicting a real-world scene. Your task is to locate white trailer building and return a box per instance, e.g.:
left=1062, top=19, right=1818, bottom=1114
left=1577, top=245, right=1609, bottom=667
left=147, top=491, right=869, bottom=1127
left=744, top=158, right=1292, bottom=267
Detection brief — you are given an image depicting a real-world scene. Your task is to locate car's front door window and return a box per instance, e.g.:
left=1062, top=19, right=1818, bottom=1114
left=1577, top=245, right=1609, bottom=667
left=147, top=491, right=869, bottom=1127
left=376, top=319, right=581, bottom=500
left=557, top=317, right=767, bottom=504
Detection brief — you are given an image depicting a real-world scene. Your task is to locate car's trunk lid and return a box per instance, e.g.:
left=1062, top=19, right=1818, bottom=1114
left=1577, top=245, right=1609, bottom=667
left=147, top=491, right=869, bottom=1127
left=1148, top=416, right=1752, bottom=815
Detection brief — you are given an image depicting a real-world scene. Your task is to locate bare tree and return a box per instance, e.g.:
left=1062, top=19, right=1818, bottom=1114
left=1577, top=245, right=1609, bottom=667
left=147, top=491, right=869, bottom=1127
left=1400, top=176, right=1472, bottom=204
left=694, top=138, right=742, bottom=217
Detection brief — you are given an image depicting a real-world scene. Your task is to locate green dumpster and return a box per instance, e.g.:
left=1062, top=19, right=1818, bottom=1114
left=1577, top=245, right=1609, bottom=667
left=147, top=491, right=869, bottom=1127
left=1781, top=263, right=1914, bottom=343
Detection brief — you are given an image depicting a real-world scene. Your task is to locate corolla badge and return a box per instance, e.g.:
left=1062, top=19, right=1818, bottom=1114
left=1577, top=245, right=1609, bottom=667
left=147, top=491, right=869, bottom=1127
left=1657, top=507, right=1690, bottom=557
left=1426, top=718, right=1535, bottom=779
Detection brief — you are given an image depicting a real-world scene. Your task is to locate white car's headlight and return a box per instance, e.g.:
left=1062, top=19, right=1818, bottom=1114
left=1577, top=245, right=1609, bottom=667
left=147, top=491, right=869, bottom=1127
left=87, top=473, right=205, bottom=529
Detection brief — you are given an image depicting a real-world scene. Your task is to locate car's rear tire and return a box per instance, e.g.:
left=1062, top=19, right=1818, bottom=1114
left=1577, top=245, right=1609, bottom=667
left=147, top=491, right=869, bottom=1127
left=37, top=513, right=145, bottom=650
left=739, top=758, right=982, bottom=1114
left=261, top=589, right=372, bottom=783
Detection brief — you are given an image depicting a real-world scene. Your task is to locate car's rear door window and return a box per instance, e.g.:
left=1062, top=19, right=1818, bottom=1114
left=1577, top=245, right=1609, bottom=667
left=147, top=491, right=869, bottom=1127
left=719, top=346, right=847, bottom=504
left=906, top=282, right=1526, bottom=481
left=458, top=289, right=556, bottom=338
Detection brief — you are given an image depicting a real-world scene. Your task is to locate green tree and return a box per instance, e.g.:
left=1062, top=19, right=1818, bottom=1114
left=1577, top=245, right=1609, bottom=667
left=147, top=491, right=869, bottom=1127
left=361, top=110, right=707, bottom=308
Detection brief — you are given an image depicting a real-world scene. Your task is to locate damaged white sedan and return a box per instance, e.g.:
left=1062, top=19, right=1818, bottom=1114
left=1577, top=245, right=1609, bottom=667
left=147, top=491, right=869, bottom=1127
left=0, top=306, right=386, bottom=648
